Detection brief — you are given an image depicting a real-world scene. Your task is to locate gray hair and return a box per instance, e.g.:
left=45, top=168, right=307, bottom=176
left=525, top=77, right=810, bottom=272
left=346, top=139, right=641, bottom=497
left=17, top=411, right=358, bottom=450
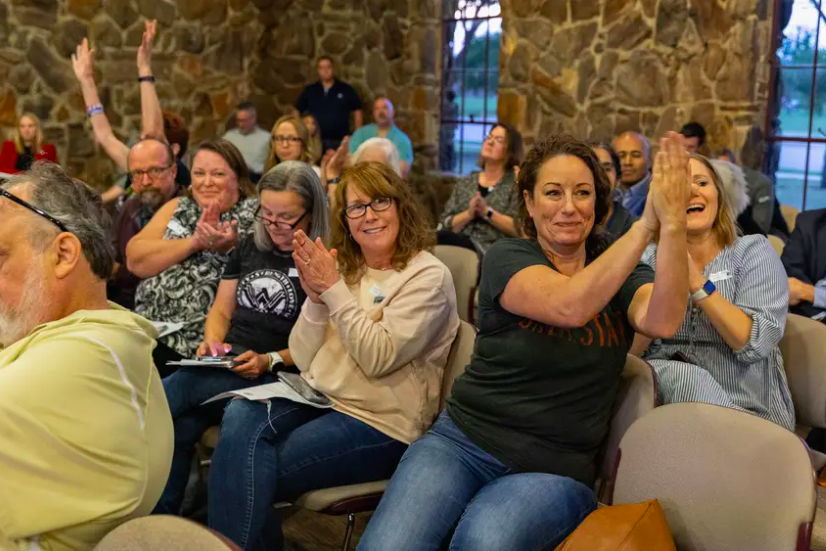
left=2, top=162, right=114, bottom=280
left=351, top=137, right=401, bottom=176
left=254, top=161, right=330, bottom=251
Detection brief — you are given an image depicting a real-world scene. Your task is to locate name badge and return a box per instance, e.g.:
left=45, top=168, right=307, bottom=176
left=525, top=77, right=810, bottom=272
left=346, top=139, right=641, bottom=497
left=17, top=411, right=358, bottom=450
left=288, top=268, right=299, bottom=278
left=166, top=219, right=187, bottom=237
left=369, top=285, right=385, bottom=304
left=709, top=270, right=732, bottom=283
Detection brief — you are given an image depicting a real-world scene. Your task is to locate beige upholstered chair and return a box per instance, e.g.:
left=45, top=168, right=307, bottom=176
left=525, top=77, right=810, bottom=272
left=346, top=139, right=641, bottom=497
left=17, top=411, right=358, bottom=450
left=433, top=245, right=480, bottom=323
left=613, top=403, right=817, bottom=551
left=93, top=516, right=242, bottom=551
left=597, top=355, right=658, bottom=503
left=781, top=204, right=800, bottom=233
left=780, top=313, right=826, bottom=469
left=768, top=234, right=785, bottom=256
left=292, top=319, right=477, bottom=550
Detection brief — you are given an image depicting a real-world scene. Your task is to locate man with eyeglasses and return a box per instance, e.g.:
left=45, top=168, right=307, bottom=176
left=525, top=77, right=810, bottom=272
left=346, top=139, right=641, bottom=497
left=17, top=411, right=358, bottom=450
left=0, top=162, right=173, bottom=551
left=613, top=131, right=652, bottom=216
left=109, top=138, right=181, bottom=309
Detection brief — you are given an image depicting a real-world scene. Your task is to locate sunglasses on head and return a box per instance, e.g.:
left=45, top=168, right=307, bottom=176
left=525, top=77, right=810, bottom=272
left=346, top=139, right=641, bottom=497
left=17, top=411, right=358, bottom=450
left=0, top=187, right=70, bottom=233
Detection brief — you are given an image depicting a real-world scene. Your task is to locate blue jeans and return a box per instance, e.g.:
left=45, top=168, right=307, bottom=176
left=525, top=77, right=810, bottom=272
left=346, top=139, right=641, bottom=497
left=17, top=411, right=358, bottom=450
left=357, top=411, right=596, bottom=551
left=208, top=398, right=408, bottom=550
left=154, top=367, right=277, bottom=515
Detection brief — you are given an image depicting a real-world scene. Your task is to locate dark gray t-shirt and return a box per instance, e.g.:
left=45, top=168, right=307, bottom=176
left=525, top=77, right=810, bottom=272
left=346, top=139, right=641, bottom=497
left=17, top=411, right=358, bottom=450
left=447, top=238, right=654, bottom=486
left=222, top=235, right=306, bottom=354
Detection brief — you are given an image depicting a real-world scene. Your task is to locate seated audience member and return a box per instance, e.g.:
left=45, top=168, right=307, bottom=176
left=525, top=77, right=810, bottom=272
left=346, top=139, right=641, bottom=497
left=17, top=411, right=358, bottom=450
left=349, top=97, right=414, bottom=176
left=716, top=148, right=775, bottom=235
left=782, top=207, right=826, bottom=319
left=0, top=163, right=173, bottom=551
left=208, top=162, right=459, bottom=550
left=223, top=101, right=271, bottom=182
left=679, top=121, right=707, bottom=155
left=592, top=143, right=636, bottom=239
left=264, top=115, right=321, bottom=176
left=72, top=23, right=190, bottom=204
left=302, top=111, right=324, bottom=165
left=613, top=131, right=652, bottom=217
left=0, top=113, right=57, bottom=174
left=154, top=162, right=329, bottom=515
left=358, top=134, right=692, bottom=551
left=705, top=157, right=765, bottom=236
left=438, top=124, right=523, bottom=254
left=323, top=137, right=399, bottom=201
left=295, top=56, right=363, bottom=151
left=636, top=155, right=794, bottom=431
left=127, top=140, right=257, bottom=372
left=109, top=139, right=181, bottom=309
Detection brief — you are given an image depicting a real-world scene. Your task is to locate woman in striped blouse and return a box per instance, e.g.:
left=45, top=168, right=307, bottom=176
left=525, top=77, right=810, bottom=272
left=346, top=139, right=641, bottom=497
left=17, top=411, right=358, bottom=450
left=636, top=155, right=795, bottom=430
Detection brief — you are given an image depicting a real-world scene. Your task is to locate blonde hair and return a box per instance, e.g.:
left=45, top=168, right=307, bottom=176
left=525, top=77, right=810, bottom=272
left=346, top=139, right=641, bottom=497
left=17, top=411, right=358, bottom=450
left=302, top=112, right=323, bottom=165
left=14, top=113, right=43, bottom=155
left=265, top=116, right=313, bottom=171
left=331, top=163, right=434, bottom=285
left=692, top=155, right=738, bottom=247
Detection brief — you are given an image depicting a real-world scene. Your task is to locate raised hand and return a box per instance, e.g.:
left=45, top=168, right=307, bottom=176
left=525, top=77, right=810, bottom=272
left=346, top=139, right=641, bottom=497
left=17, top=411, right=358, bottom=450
left=291, top=229, right=339, bottom=294
left=324, top=137, right=350, bottom=182
left=650, top=131, right=691, bottom=230
left=71, top=38, right=96, bottom=83
left=137, top=20, right=157, bottom=77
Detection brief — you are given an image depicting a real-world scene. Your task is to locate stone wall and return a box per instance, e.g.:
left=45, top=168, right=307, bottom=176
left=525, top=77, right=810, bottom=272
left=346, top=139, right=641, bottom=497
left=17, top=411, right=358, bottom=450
left=498, top=0, right=773, bottom=154
left=0, top=0, right=442, bottom=188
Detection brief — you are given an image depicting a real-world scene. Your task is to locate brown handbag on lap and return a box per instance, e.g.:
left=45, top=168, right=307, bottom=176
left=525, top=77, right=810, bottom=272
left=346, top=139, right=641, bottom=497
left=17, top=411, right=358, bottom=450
left=554, top=500, right=677, bottom=551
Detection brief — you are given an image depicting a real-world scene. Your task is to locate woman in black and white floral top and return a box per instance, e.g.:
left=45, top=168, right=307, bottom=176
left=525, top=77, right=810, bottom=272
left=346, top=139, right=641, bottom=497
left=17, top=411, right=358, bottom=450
left=128, top=139, right=257, bottom=372
left=438, top=123, right=524, bottom=254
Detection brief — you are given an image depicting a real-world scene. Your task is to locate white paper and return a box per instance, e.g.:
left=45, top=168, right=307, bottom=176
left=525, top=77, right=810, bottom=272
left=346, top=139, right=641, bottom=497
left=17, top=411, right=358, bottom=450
left=149, top=320, right=184, bottom=338
left=201, top=382, right=334, bottom=409
left=813, top=312, right=826, bottom=322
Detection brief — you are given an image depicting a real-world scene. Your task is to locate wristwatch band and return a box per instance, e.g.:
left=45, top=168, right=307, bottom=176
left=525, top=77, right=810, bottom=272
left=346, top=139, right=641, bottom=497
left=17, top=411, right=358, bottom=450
left=267, top=351, right=285, bottom=372
left=486, top=208, right=494, bottom=219
left=691, top=280, right=716, bottom=304
left=138, top=75, right=156, bottom=83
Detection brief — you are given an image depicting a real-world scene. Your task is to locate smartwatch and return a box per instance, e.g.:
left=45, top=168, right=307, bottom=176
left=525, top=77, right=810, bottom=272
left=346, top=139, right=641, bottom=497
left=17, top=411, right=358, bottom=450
left=691, top=280, right=716, bottom=305
left=486, top=208, right=494, bottom=220
left=267, top=351, right=285, bottom=372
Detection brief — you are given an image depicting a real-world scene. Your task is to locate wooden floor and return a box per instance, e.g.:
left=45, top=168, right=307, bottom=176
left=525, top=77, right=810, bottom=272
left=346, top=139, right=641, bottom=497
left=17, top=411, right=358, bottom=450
left=282, top=507, right=372, bottom=551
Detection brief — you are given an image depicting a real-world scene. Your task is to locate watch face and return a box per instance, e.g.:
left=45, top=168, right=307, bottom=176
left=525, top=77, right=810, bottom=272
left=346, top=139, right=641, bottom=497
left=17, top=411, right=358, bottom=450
left=703, top=280, right=716, bottom=294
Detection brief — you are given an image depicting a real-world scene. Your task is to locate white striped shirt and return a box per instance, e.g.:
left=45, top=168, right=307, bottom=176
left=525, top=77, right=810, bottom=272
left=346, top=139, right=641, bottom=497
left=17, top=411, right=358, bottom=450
left=641, top=235, right=795, bottom=431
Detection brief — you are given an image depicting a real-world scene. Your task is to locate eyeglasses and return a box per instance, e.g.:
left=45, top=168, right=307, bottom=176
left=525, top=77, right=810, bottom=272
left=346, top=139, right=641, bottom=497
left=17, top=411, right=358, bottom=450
left=273, top=135, right=303, bottom=145
left=255, top=209, right=309, bottom=230
left=485, top=134, right=507, bottom=145
left=129, top=165, right=172, bottom=181
left=344, top=196, right=393, bottom=219
left=0, top=187, right=70, bottom=233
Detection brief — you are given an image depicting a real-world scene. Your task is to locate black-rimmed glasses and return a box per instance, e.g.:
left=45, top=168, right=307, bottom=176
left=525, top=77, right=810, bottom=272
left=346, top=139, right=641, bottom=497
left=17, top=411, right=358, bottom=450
left=255, top=209, right=309, bottom=230
left=129, top=164, right=173, bottom=181
left=0, top=188, right=70, bottom=233
left=344, top=196, right=394, bottom=219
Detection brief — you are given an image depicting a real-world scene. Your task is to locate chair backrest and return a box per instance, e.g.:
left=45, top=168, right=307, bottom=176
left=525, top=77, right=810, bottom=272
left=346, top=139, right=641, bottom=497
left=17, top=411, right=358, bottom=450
left=767, top=234, right=785, bottom=256
left=434, top=245, right=480, bottom=323
left=93, top=516, right=242, bottom=551
left=781, top=204, right=800, bottom=233
left=440, top=320, right=477, bottom=409
left=613, top=403, right=816, bottom=551
left=598, top=355, right=657, bottom=503
left=780, top=313, right=826, bottom=428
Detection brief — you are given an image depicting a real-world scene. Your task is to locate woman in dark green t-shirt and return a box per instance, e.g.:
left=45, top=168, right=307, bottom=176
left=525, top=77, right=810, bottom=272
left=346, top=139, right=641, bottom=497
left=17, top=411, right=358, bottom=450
left=359, top=133, right=694, bottom=551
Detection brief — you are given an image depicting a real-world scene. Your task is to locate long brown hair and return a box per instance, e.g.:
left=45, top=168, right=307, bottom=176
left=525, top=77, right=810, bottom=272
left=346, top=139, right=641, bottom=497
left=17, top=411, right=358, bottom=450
left=301, top=112, right=323, bottom=165
left=518, top=135, right=613, bottom=258
left=265, top=116, right=314, bottom=171
left=191, top=139, right=256, bottom=199
left=14, top=113, right=44, bottom=155
left=331, top=162, right=434, bottom=284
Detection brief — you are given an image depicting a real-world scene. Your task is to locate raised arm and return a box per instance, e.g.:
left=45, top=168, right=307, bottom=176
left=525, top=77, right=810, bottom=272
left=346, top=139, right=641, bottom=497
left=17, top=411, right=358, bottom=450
left=137, top=20, right=164, bottom=141
left=71, top=38, right=129, bottom=170
left=126, top=198, right=204, bottom=278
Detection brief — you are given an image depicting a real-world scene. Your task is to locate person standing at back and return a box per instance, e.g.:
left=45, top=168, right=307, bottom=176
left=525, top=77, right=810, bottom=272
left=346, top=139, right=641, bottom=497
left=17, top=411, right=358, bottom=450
left=295, top=56, right=363, bottom=152
left=349, top=97, right=414, bottom=177
left=223, top=101, right=271, bottom=183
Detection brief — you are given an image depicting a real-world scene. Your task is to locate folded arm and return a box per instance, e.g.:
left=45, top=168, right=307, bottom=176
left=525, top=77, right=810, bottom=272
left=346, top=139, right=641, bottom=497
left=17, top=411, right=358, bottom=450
left=126, top=198, right=200, bottom=278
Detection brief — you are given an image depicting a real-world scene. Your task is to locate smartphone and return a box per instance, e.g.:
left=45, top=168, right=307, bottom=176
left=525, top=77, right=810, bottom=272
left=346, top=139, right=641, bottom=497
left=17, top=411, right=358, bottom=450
left=278, top=372, right=333, bottom=407
left=166, top=356, right=243, bottom=369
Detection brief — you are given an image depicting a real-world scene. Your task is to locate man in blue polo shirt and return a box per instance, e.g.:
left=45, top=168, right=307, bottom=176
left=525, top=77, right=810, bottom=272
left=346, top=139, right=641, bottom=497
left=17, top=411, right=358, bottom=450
left=349, top=97, right=414, bottom=177
left=296, top=56, right=363, bottom=152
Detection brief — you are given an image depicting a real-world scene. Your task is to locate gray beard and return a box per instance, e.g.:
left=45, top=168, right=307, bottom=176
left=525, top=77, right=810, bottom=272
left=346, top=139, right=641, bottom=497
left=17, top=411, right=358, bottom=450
left=0, top=267, right=46, bottom=348
left=140, top=188, right=168, bottom=212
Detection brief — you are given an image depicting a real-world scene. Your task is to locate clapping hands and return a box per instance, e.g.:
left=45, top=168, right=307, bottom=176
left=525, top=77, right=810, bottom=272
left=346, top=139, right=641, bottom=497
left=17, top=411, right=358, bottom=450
left=193, top=203, right=238, bottom=254
left=640, top=131, right=691, bottom=234
left=291, top=230, right=339, bottom=303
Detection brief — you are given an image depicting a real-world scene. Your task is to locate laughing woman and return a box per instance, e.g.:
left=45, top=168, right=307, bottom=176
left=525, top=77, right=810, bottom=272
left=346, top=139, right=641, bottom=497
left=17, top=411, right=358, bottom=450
left=637, top=155, right=795, bottom=430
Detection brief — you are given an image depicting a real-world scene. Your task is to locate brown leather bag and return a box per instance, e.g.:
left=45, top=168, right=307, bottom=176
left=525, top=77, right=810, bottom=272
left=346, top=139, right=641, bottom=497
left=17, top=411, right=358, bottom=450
left=555, top=500, right=677, bottom=551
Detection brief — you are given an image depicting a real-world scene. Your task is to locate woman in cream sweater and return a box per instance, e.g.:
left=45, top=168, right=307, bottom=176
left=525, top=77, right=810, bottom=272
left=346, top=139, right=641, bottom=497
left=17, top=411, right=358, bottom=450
left=207, top=162, right=460, bottom=550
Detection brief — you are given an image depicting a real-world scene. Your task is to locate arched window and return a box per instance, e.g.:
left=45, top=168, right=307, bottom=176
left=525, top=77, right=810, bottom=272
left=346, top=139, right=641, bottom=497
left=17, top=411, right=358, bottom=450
left=440, top=0, right=501, bottom=174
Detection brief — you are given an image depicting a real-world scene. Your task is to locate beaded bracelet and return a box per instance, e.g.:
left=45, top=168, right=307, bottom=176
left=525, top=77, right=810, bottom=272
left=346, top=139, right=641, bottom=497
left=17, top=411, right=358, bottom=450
left=86, top=104, right=104, bottom=117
